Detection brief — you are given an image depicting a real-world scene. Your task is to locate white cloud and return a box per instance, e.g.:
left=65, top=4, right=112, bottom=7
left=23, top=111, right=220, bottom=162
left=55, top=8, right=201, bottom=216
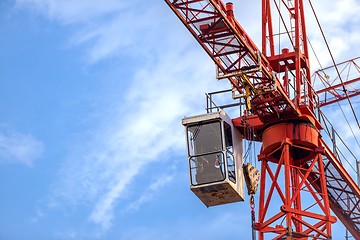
left=0, top=129, right=44, bottom=166
left=88, top=165, right=140, bottom=230
left=313, top=0, right=360, bottom=26
left=123, top=175, right=174, bottom=212
left=15, top=0, right=135, bottom=25
left=75, top=4, right=165, bottom=63
left=306, top=0, right=360, bottom=68
left=16, top=0, right=169, bottom=63
left=18, top=0, right=360, bottom=237
left=30, top=0, right=219, bottom=232
left=320, top=104, right=360, bottom=179
left=52, top=47, right=217, bottom=231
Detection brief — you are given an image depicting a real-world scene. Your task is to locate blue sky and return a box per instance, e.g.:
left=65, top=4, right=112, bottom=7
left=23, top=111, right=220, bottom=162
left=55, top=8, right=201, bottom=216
left=1, top=0, right=360, bottom=239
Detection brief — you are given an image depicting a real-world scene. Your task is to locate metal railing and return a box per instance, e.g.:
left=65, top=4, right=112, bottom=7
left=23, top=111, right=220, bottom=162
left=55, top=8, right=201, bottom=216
left=205, top=89, right=243, bottom=113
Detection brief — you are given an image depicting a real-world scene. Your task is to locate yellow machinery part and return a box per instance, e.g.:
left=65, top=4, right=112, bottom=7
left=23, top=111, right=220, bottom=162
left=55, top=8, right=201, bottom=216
left=243, top=163, right=260, bottom=195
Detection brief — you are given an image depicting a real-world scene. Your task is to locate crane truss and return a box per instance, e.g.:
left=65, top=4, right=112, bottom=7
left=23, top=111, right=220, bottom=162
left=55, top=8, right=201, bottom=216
left=166, top=0, right=300, bottom=122
left=257, top=143, right=336, bottom=239
left=319, top=139, right=360, bottom=239
left=314, top=57, right=360, bottom=107
left=166, top=0, right=360, bottom=238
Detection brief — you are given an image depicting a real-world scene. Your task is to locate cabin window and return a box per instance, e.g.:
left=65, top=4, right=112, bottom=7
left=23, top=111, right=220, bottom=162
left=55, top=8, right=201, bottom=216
left=187, top=121, right=225, bottom=185
left=224, top=122, right=236, bottom=183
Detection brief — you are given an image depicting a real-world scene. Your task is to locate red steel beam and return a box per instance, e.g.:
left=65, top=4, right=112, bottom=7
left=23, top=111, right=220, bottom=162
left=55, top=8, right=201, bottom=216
left=317, top=139, right=360, bottom=239
left=256, top=139, right=335, bottom=239
left=166, top=0, right=360, bottom=238
left=165, top=0, right=299, bottom=122
left=314, top=57, right=360, bottom=107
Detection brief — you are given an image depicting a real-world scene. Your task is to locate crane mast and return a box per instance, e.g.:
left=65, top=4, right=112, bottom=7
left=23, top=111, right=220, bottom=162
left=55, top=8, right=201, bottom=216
left=166, top=0, right=360, bottom=239
left=263, top=0, right=311, bottom=107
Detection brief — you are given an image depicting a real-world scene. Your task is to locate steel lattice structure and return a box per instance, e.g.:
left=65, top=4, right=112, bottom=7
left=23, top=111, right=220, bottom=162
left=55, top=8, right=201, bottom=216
left=166, top=0, right=360, bottom=239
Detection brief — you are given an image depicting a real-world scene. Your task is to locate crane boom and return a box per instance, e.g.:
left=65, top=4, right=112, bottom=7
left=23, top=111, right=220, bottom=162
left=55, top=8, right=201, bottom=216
left=314, top=57, right=360, bottom=107
left=318, top=139, right=360, bottom=239
left=165, top=0, right=300, bottom=123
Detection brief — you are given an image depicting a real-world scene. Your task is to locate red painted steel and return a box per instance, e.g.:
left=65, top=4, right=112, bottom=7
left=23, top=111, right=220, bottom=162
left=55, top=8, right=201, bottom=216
left=313, top=57, right=360, bottom=107
left=261, top=122, right=319, bottom=161
left=165, top=0, right=301, bottom=123
left=320, top=138, right=360, bottom=239
left=256, top=138, right=337, bottom=239
left=165, top=0, right=360, bottom=238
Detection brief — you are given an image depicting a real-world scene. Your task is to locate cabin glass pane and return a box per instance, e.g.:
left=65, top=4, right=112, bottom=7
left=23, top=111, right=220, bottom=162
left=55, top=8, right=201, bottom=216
left=187, top=121, right=225, bottom=185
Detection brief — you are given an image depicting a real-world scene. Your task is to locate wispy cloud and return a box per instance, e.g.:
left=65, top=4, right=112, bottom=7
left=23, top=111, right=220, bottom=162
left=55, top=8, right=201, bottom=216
left=320, top=104, right=360, bottom=179
left=69, top=3, right=160, bottom=63
left=16, top=0, right=360, bottom=237
left=123, top=175, right=174, bottom=213
left=16, top=0, right=161, bottom=63
left=15, top=0, right=135, bottom=25
left=306, top=0, right=360, bottom=68
left=19, top=0, right=218, bottom=233
left=49, top=46, right=216, bottom=231
left=0, top=129, right=44, bottom=166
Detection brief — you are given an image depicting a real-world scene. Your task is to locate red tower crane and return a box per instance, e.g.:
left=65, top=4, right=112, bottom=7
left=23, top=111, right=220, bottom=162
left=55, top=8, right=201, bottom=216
left=166, top=0, right=360, bottom=239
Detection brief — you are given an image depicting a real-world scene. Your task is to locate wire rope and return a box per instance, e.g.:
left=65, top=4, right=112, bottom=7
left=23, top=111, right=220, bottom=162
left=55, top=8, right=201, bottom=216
left=307, top=36, right=324, bottom=71
left=307, top=0, right=360, bottom=130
